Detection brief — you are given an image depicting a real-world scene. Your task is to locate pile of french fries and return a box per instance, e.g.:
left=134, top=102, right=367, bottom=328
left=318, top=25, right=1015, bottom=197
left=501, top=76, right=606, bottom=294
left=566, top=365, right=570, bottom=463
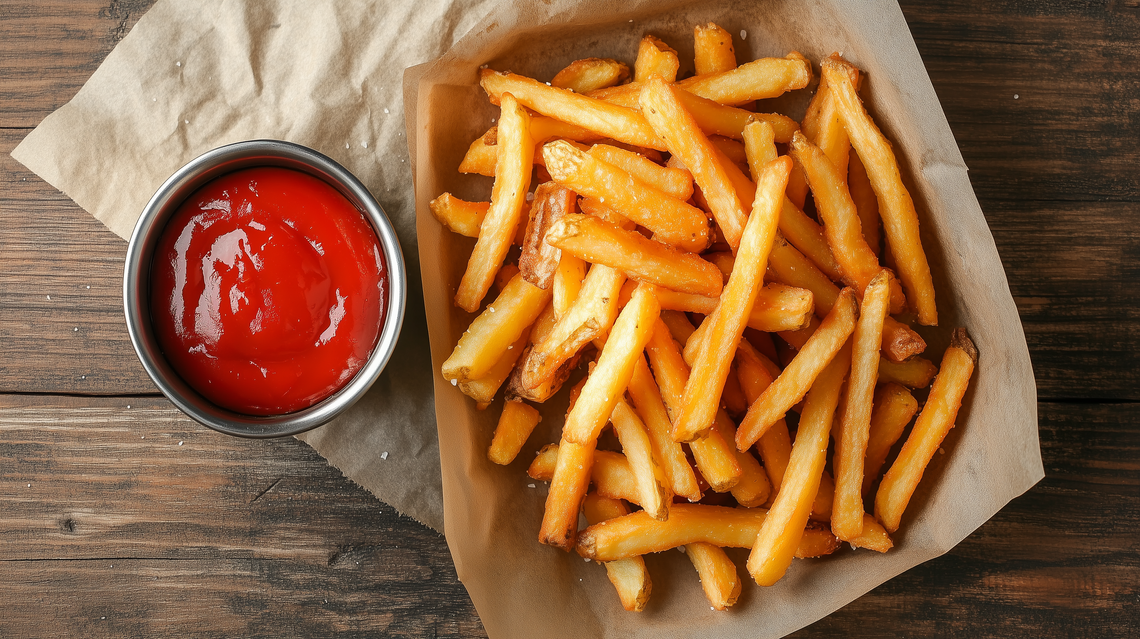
left=433, top=23, right=978, bottom=612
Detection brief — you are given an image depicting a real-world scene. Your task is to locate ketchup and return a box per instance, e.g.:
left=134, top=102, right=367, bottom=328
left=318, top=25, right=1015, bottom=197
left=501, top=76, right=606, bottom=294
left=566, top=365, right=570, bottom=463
left=150, top=166, right=386, bottom=415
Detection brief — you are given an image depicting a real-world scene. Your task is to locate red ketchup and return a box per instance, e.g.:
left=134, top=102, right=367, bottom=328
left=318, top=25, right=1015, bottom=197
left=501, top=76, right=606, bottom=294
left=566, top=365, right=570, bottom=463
left=150, top=166, right=386, bottom=415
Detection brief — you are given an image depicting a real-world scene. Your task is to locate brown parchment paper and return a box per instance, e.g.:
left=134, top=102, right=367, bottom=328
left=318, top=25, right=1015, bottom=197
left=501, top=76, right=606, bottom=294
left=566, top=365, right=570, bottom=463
left=10, top=0, right=510, bottom=533
left=409, top=0, right=1043, bottom=637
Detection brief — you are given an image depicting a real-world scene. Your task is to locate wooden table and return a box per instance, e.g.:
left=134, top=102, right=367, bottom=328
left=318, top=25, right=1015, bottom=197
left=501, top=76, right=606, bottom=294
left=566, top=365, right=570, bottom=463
left=2, top=1, right=1136, bottom=636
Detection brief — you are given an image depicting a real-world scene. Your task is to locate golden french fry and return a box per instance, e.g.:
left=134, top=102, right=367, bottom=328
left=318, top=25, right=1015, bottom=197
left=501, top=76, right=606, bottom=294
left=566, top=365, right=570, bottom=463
left=458, top=128, right=499, bottom=176
left=878, top=355, right=938, bottom=389
left=576, top=504, right=840, bottom=561
left=675, top=156, right=790, bottom=442
left=849, top=151, right=881, bottom=256
left=802, top=53, right=861, bottom=180
left=737, top=288, right=858, bottom=450
left=767, top=233, right=842, bottom=318
left=545, top=214, right=723, bottom=297
left=562, top=283, right=661, bottom=445
left=721, top=363, right=749, bottom=418
left=682, top=90, right=799, bottom=142
left=848, top=513, right=893, bottom=553
left=540, top=436, right=595, bottom=550
left=824, top=58, right=937, bottom=325
left=659, top=310, right=696, bottom=347
left=481, top=69, right=667, bottom=151
left=627, top=357, right=703, bottom=502
left=520, top=264, right=624, bottom=391
left=634, top=35, right=680, bottom=82
left=676, top=53, right=812, bottom=107
left=657, top=284, right=813, bottom=334
left=429, top=193, right=489, bottom=237
left=714, top=413, right=772, bottom=508
left=543, top=140, right=709, bottom=252
left=443, top=272, right=552, bottom=383
left=862, top=382, right=919, bottom=497
left=611, top=399, right=672, bottom=520
left=459, top=325, right=531, bottom=405
left=686, top=542, right=741, bottom=610
left=519, top=183, right=577, bottom=290
left=832, top=270, right=891, bottom=541
left=791, top=131, right=882, bottom=295
left=583, top=494, right=652, bottom=612
left=530, top=445, right=640, bottom=505
left=779, top=198, right=845, bottom=282
left=588, top=144, right=694, bottom=200
left=748, top=339, right=850, bottom=585
left=810, top=469, right=835, bottom=523
left=694, top=23, right=737, bottom=75
left=734, top=340, right=793, bottom=495
left=552, top=58, right=630, bottom=94
left=881, top=316, right=927, bottom=363
left=642, top=319, right=742, bottom=492
left=876, top=329, right=977, bottom=531
left=639, top=77, right=748, bottom=250
left=553, top=253, right=588, bottom=319
left=488, top=400, right=542, bottom=465
left=455, top=93, right=535, bottom=312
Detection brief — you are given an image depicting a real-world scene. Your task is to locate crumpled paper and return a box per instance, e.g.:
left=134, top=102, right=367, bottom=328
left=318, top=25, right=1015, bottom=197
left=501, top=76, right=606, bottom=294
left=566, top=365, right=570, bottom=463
left=407, top=0, right=1042, bottom=637
left=11, top=0, right=502, bottom=532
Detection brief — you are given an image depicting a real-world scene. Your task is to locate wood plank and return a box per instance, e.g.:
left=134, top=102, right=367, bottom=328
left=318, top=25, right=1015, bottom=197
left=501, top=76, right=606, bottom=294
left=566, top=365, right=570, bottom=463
left=0, top=394, right=482, bottom=637
left=0, top=0, right=156, bottom=128
left=0, top=130, right=156, bottom=395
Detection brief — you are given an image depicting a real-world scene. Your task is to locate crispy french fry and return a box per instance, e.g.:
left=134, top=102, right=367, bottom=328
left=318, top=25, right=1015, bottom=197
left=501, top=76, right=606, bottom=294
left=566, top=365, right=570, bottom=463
left=611, top=399, right=672, bottom=520
left=791, top=131, right=882, bottom=295
left=657, top=283, right=813, bottom=334
left=588, top=144, right=694, bottom=200
left=713, top=413, right=772, bottom=508
left=552, top=58, right=630, bottom=94
left=735, top=340, right=793, bottom=494
left=779, top=198, right=845, bottom=283
left=520, top=183, right=577, bottom=290
left=488, top=400, right=542, bottom=465
left=721, top=363, right=749, bottom=417
left=659, top=310, right=696, bottom=347
left=676, top=53, right=812, bottom=107
left=543, top=140, right=709, bottom=252
left=686, top=542, right=741, bottom=610
left=459, top=119, right=603, bottom=177
left=540, top=436, right=595, bottom=550
left=709, top=136, right=748, bottom=166
left=562, top=283, right=660, bottom=445
left=849, top=151, right=881, bottom=256
left=459, top=325, right=531, bottom=405
left=481, top=69, right=667, bottom=151
left=767, top=234, right=842, bottom=319
left=748, top=339, right=850, bottom=585
left=676, top=156, right=790, bottom=441
left=443, top=273, right=552, bottom=383
left=545, top=214, right=723, bottom=297
left=627, top=357, right=703, bottom=502
left=832, top=271, right=891, bottom=540
left=553, top=253, right=588, bottom=319
left=634, top=35, right=680, bottom=83
left=737, top=288, right=858, bottom=450
left=694, top=23, right=737, bottom=75
left=583, top=494, right=652, bottom=612
left=810, top=469, right=835, bottom=523
left=878, top=355, right=937, bottom=389
left=577, top=196, right=633, bottom=228
left=876, top=329, right=977, bottom=531
left=802, top=53, right=861, bottom=180
left=882, top=316, right=927, bottom=363
left=682, top=90, right=799, bottom=142
left=576, top=504, right=840, bottom=561
left=824, top=58, right=937, bottom=325
left=520, top=265, right=624, bottom=391
left=862, top=382, right=919, bottom=497
left=849, top=513, right=893, bottom=553
left=640, top=77, right=748, bottom=250
left=530, top=445, right=640, bottom=505
left=455, top=94, right=534, bottom=312
left=429, top=193, right=489, bottom=237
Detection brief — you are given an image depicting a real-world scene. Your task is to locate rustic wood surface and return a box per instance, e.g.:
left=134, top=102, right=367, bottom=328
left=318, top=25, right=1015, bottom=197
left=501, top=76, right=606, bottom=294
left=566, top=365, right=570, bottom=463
left=1, top=0, right=1137, bottom=637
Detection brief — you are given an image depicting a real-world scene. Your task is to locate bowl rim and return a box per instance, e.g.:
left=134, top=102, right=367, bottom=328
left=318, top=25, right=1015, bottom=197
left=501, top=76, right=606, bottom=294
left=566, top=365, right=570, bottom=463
left=123, top=139, right=406, bottom=438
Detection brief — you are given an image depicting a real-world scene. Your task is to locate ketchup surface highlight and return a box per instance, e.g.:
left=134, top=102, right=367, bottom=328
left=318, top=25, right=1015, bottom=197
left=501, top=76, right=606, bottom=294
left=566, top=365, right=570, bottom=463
left=150, top=166, right=387, bottom=415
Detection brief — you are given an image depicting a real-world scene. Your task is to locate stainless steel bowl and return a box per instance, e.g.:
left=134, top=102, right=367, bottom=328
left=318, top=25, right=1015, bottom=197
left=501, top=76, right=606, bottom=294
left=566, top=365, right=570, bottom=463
left=124, top=140, right=406, bottom=438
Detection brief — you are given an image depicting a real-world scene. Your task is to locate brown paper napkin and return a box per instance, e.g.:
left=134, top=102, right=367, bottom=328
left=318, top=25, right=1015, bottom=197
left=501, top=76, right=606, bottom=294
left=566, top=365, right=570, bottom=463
left=10, top=0, right=504, bottom=532
left=408, top=0, right=1043, bottom=637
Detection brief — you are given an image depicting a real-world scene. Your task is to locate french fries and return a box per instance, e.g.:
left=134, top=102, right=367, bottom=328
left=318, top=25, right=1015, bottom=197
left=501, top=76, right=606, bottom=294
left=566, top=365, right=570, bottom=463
left=876, top=329, right=977, bottom=531
left=433, top=27, right=980, bottom=612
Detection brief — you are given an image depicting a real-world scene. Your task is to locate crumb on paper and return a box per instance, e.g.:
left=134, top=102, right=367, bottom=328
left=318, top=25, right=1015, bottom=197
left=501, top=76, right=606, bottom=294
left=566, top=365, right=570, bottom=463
left=178, top=441, right=183, bottom=446
left=450, top=378, right=457, bottom=386
left=527, top=483, right=535, bottom=488
left=345, top=143, right=350, bottom=149
left=678, top=546, right=686, bottom=554
left=583, top=557, right=590, bottom=562
left=362, top=141, right=368, bottom=148
left=175, top=61, right=181, bottom=67
left=1014, top=94, right=1020, bottom=99
left=740, top=29, right=747, bottom=40
left=127, top=405, right=131, bottom=409
left=73, top=327, right=78, bottom=332
left=46, top=295, right=50, bottom=300
left=27, top=484, right=30, bottom=488
left=383, top=107, right=389, bottom=114
left=381, top=451, right=388, bottom=460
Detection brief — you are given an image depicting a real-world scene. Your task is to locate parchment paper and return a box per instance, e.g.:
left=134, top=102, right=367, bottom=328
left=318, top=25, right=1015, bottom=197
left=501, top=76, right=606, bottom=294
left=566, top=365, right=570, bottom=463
left=409, top=1, right=1043, bottom=637
left=11, top=0, right=504, bottom=533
